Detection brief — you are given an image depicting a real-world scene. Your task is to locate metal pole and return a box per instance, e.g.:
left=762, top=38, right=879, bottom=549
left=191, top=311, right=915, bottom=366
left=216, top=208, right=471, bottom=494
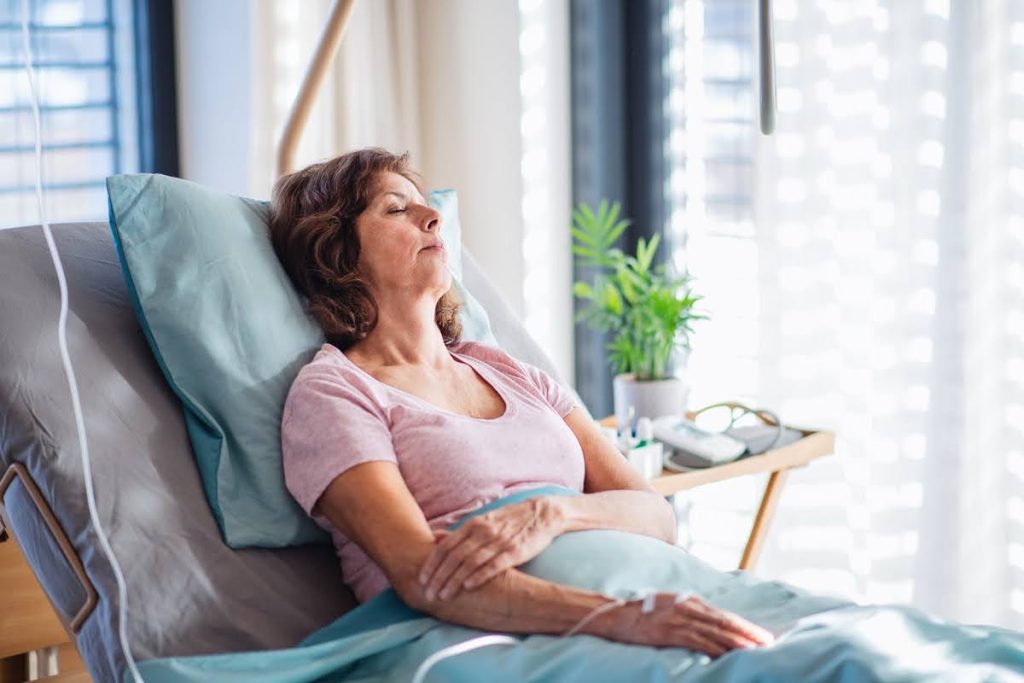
left=276, top=0, right=358, bottom=178
left=758, top=0, right=776, bottom=135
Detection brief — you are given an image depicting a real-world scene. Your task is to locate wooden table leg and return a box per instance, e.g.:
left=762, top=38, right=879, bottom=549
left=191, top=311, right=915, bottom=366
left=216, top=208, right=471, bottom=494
left=738, top=468, right=790, bottom=572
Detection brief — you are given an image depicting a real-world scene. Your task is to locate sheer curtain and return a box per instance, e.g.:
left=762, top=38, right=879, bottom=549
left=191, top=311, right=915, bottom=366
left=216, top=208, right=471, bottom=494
left=246, top=0, right=574, bottom=378
left=685, top=0, right=1023, bottom=630
left=248, top=0, right=422, bottom=199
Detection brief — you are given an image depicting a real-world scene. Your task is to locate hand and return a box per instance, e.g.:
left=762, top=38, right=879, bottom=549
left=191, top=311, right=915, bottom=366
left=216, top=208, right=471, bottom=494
left=418, top=497, right=564, bottom=601
left=600, top=593, right=776, bottom=658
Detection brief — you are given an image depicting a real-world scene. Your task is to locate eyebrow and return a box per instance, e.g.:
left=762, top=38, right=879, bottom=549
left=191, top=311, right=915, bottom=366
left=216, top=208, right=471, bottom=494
left=378, top=190, right=425, bottom=204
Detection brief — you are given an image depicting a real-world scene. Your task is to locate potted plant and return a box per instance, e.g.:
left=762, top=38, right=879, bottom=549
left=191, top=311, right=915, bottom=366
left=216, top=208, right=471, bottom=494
left=570, top=200, right=708, bottom=428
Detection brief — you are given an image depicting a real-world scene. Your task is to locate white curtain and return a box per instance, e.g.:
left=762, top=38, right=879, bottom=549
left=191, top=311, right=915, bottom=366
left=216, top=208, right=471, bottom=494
left=717, top=0, right=1024, bottom=630
left=248, top=0, right=422, bottom=199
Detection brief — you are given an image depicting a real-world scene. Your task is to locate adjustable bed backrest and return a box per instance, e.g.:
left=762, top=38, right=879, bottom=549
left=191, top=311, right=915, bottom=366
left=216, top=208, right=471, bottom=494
left=0, top=221, right=569, bottom=682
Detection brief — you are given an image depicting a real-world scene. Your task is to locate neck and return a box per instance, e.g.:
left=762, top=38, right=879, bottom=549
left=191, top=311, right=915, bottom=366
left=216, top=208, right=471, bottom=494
left=350, top=291, right=451, bottom=370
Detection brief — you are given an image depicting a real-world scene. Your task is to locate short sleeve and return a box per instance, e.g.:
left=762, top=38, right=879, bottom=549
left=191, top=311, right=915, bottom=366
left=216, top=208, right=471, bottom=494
left=281, top=371, right=397, bottom=515
left=516, top=359, right=580, bottom=418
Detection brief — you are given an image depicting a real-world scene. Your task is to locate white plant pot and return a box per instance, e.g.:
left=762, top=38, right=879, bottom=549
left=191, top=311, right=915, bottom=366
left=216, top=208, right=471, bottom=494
left=613, top=373, right=688, bottom=431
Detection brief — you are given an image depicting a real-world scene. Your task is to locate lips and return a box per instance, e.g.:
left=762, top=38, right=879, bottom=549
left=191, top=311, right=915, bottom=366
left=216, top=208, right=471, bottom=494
left=421, top=242, right=445, bottom=252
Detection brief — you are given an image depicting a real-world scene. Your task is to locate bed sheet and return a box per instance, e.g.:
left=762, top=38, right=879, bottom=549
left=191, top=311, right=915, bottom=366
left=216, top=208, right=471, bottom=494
left=132, top=487, right=1024, bottom=682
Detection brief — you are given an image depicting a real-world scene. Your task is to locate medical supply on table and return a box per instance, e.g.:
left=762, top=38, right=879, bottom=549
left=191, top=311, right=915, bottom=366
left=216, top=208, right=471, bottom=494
left=692, top=402, right=804, bottom=455
left=607, top=417, right=663, bottom=480
left=635, top=417, right=653, bottom=447
left=654, top=415, right=747, bottom=468
left=619, top=405, right=637, bottom=442
left=626, top=441, right=664, bottom=480
left=657, top=402, right=804, bottom=470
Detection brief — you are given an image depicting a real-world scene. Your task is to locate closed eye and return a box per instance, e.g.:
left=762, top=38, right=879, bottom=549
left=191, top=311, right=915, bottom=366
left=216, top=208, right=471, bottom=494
left=388, top=207, right=407, bottom=214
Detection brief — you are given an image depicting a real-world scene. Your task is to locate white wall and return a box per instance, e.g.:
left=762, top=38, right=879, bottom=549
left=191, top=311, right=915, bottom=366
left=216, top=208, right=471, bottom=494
left=173, top=0, right=253, bottom=196
left=415, top=0, right=526, bottom=321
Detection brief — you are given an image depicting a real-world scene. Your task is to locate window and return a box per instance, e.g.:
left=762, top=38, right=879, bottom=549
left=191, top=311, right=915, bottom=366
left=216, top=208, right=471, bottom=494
left=0, top=0, right=138, bottom=227
left=666, top=0, right=759, bottom=409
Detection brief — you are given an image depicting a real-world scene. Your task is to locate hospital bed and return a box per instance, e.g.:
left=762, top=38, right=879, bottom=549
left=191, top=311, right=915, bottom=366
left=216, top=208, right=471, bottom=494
left=4, top=220, right=1024, bottom=683
left=0, top=215, right=576, bottom=683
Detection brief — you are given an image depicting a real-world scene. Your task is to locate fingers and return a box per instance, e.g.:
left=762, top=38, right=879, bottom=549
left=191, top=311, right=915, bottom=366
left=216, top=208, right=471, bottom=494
left=676, top=597, right=775, bottom=646
left=423, top=533, right=489, bottom=600
left=436, top=542, right=506, bottom=600
left=419, top=517, right=509, bottom=601
left=685, top=617, right=761, bottom=652
left=680, top=626, right=728, bottom=658
left=462, top=551, right=515, bottom=591
left=418, top=528, right=463, bottom=586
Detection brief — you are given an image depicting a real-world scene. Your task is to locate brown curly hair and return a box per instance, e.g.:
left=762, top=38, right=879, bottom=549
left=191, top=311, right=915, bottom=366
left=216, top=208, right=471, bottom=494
left=269, top=148, right=462, bottom=350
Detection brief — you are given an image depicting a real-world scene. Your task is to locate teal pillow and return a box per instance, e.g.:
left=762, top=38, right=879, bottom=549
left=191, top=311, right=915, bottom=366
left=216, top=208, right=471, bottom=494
left=106, top=174, right=496, bottom=548
left=429, top=189, right=497, bottom=346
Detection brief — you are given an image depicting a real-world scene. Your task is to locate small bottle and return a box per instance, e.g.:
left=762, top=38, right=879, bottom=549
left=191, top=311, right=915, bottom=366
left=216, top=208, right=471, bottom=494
left=635, top=417, right=654, bottom=448
left=620, top=405, right=636, bottom=441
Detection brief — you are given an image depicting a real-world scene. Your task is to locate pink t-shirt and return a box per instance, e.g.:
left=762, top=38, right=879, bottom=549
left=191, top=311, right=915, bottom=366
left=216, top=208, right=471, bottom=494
left=280, top=340, right=585, bottom=603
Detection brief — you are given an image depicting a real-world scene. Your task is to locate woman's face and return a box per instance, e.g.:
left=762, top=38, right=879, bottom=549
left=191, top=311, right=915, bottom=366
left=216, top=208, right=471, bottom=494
left=354, top=171, right=451, bottom=302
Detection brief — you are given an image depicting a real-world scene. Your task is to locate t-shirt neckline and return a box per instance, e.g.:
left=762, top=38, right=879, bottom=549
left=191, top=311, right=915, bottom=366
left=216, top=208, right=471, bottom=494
left=327, top=342, right=517, bottom=422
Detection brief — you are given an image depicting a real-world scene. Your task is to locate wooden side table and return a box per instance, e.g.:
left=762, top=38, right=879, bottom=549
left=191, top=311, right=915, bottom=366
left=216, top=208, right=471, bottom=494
left=598, top=414, right=834, bottom=573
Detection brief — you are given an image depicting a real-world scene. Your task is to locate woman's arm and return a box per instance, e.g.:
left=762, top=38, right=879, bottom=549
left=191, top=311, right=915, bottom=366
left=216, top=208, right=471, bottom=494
left=316, top=460, right=618, bottom=634
left=315, top=460, right=772, bottom=654
left=557, top=406, right=677, bottom=545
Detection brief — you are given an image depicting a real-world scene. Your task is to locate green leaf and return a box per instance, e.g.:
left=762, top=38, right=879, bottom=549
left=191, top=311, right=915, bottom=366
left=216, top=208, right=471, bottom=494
left=571, top=245, right=597, bottom=259
left=579, top=202, right=595, bottom=225
left=606, top=201, right=621, bottom=230
left=572, top=281, right=594, bottom=299
left=603, top=282, right=623, bottom=315
left=639, top=233, right=660, bottom=270
left=570, top=226, right=598, bottom=247
left=607, top=219, right=630, bottom=247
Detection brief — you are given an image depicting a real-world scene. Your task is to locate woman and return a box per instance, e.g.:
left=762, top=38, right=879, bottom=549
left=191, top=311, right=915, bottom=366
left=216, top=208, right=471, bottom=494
left=270, top=148, right=774, bottom=659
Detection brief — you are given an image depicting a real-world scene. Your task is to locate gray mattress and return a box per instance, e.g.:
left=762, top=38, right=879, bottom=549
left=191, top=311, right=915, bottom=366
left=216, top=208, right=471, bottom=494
left=0, top=221, right=571, bottom=682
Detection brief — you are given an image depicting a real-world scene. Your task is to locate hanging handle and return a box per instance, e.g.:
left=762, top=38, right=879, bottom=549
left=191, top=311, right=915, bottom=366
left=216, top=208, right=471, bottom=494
left=758, top=0, right=776, bottom=135
left=0, top=462, right=99, bottom=633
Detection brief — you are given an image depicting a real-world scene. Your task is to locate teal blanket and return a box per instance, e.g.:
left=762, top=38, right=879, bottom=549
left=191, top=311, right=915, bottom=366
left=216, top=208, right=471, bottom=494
left=132, top=487, right=1024, bottom=682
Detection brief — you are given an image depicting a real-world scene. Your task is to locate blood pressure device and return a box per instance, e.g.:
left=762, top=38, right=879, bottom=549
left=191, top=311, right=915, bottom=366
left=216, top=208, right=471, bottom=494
left=654, top=403, right=805, bottom=471
left=653, top=416, right=748, bottom=470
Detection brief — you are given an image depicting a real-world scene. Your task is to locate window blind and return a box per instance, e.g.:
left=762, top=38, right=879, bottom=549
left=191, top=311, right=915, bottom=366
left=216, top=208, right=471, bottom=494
left=0, top=0, right=136, bottom=228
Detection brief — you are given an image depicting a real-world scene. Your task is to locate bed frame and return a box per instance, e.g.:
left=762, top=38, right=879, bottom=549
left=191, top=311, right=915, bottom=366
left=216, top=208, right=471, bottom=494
left=0, top=465, right=92, bottom=682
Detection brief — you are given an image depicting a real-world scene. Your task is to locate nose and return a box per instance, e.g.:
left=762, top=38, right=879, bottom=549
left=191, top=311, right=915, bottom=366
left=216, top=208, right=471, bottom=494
left=421, top=205, right=441, bottom=233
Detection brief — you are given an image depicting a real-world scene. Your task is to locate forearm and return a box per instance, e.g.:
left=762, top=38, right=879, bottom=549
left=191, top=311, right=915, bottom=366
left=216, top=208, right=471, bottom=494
left=397, top=567, right=617, bottom=637
left=554, top=491, right=677, bottom=544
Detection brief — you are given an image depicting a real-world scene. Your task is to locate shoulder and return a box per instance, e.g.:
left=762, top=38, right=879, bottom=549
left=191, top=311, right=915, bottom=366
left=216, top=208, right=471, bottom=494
left=289, top=344, right=351, bottom=393
left=284, top=344, right=386, bottom=418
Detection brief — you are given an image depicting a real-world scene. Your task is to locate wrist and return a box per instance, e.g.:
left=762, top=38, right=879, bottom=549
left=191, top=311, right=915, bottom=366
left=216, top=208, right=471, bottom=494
left=586, top=597, right=637, bottom=640
left=545, top=495, right=576, bottom=535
